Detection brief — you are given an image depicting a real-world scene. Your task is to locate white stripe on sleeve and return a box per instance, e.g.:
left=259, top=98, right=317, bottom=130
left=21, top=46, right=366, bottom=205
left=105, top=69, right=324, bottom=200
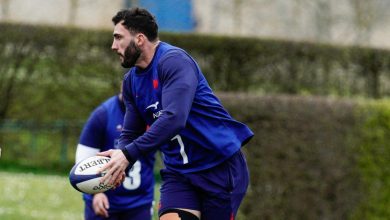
left=75, top=144, right=100, bottom=164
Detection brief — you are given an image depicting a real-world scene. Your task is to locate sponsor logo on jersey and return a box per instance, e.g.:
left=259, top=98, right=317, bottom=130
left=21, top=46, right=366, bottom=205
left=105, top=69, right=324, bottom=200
left=146, top=101, right=159, bottom=110
left=153, top=111, right=163, bottom=119
left=146, top=101, right=163, bottom=119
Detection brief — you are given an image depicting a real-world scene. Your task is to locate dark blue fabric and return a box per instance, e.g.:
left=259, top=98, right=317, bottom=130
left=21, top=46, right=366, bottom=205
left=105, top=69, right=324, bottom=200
left=84, top=202, right=153, bottom=220
left=79, top=95, right=155, bottom=211
left=158, top=150, right=249, bottom=220
left=120, top=42, right=254, bottom=173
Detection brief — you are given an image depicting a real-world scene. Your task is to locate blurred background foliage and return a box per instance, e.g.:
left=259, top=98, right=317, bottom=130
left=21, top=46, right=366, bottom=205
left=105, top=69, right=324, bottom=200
left=2, top=22, right=390, bottom=123
left=0, top=23, right=390, bottom=219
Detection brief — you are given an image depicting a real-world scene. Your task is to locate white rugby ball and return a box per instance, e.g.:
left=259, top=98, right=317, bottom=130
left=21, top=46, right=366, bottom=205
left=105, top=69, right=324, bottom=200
left=69, top=155, right=113, bottom=194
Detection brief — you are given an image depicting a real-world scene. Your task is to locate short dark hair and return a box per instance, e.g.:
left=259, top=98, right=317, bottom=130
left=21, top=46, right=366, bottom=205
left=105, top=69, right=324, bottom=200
left=112, top=7, right=158, bottom=41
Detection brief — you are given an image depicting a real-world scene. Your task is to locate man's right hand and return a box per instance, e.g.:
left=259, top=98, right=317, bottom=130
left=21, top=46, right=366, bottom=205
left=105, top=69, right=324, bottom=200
left=98, top=149, right=129, bottom=186
left=92, top=193, right=110, bottom=218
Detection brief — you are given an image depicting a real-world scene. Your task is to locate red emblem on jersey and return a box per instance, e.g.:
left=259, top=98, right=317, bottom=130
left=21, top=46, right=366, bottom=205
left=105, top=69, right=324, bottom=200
left=153, top=79, right=159, bottom=89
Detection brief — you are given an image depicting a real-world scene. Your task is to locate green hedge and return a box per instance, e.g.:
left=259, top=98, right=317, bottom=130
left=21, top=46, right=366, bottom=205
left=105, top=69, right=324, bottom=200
left=1, top=94, right=389, bottom=219
left=220, top=94, right=360, bottom=220
left=0, top=23, right=122, bottom=121
left=351, top=101, right=390, bottom=219
left=1, top=23, right=390, bottom=123
left=217, top=93, right=389, bottom=220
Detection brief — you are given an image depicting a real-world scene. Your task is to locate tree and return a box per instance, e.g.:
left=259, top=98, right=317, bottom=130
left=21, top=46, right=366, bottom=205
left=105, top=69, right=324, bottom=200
left=0, top=41, right=38, bottom=120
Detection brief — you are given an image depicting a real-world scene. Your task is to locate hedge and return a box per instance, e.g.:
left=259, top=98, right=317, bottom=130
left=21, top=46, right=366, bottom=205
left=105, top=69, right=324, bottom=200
left=1, top=93, right=389, bottom=220
left=217, top=93, right=389, bottom=220
left=1, top=23, right=390, bottom=122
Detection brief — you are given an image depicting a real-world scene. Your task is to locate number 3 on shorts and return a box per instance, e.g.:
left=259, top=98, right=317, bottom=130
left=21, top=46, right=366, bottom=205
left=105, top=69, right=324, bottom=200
left=171, top=135, right=188, bottom=164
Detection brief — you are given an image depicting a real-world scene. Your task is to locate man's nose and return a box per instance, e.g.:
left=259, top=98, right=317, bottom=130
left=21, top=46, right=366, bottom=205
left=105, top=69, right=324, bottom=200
left=111, top=41, right=118, bottom=51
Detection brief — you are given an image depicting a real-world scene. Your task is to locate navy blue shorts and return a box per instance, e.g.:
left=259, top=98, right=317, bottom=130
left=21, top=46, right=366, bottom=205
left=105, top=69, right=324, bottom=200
left=84, top=202, right=152, bottom=220
left=158, top=150, right=249, bottom=220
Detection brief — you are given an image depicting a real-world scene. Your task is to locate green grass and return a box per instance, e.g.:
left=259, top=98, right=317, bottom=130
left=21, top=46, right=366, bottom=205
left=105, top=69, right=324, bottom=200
left=0, top=171, right=160, bottom=220
left=0, top=171, right=83, bottom=220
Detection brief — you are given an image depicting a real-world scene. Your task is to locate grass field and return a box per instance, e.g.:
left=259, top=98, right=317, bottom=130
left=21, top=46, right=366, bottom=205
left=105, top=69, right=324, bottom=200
left=0, top=171, right=160, bottom=220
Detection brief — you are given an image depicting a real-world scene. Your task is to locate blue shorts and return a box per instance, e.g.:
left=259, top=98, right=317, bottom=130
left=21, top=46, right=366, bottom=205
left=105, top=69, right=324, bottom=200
left=84, top=202, right=153, bottom=220
left=158, top=150, right=249, bottom=220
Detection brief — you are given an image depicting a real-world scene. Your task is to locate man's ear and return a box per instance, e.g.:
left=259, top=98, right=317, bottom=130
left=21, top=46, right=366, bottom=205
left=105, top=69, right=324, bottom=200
left=136, top=34, right=145, bottom=46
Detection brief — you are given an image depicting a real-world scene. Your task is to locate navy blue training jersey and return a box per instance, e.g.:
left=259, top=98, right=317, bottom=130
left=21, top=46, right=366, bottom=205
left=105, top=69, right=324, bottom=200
left=120, top=42, right=254, bottom=173
left=78, top=95, right=155, bottom=211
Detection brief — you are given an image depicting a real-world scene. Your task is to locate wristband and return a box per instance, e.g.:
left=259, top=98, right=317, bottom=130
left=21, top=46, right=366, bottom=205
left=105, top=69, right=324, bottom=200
left=121, top=148, right=135, bottom=164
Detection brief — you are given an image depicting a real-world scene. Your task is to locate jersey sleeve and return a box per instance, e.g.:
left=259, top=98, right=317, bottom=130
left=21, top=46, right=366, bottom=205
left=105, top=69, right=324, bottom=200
left=118, top=75, right=147, bottom=158
left=78, top=106, right=107, bottom=149
left=122, top=52, right=199, bottom=161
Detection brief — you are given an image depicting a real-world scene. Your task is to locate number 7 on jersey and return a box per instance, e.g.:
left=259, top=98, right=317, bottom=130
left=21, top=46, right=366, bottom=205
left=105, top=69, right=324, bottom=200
left=171, top=135, right=188, bottom=164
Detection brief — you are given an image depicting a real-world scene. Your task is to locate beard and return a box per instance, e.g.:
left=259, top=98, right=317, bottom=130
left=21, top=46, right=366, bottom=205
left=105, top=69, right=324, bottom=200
left=121, top=40, right=141, bottom=68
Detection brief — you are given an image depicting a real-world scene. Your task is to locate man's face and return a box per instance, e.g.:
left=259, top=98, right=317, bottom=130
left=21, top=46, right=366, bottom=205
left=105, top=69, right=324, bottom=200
left=111, top=22, right=141, bottom=68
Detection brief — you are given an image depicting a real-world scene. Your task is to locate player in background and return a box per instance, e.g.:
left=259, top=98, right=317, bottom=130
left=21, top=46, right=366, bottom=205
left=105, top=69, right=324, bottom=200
left=75, top=85, right=156, bottom=220
left=98, top=7, right=254, bottom=220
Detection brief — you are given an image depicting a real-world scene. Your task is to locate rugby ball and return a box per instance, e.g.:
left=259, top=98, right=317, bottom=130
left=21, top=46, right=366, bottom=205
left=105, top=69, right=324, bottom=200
left=69, top=155, right=113, bottom=194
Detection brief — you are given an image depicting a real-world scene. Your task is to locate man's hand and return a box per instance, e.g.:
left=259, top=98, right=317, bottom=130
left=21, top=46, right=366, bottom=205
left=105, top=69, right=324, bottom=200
left=97, top=149, right=129, bottom=186
left=92, top=193, right=109, bottom=218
